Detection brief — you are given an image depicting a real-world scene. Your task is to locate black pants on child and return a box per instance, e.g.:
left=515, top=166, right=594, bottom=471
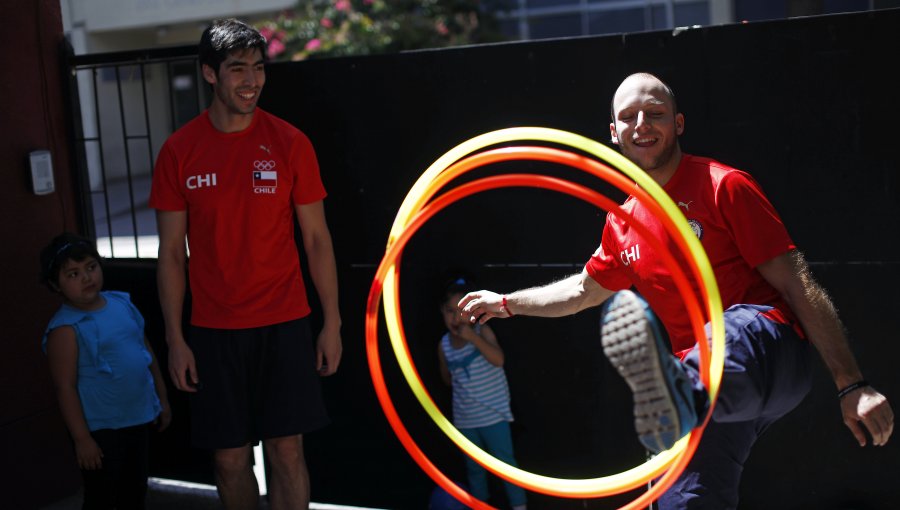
left=81, top=422, right=150, bottom=510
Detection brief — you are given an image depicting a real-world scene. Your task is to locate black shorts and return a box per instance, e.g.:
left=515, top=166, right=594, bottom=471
left=188, top=317, right=329, bottom=449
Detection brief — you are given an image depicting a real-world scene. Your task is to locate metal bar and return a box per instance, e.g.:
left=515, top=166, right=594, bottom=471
left=195, top=60, right=206, bottom=114
left=62, top=40, right=98, bottom=240
left=114, top=64, right=141, bottom=258
left=516, top=0, right=530, bottom=39
left=91, top=67, right=115, bottom=258
left=167, top=60, right=178, bottom=134
left=70, top=45, right=197, bottom=68
left=580, top=0, right=590, bottom=35
left=138, top=61, right=155, bottom=258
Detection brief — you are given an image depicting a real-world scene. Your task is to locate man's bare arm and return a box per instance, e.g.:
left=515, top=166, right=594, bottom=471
left=458, top=270, right=615, bottom=324
left=156, top=210, right=197, bottom=392
left=295, top=201, right=342, bottom=376
left=758, top=250, right=893, bottom=446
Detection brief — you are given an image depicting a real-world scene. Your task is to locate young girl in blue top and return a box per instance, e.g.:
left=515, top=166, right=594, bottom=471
left=40, top=233, right=171, bottom=509
left=438, top=278, right=526, bottom=510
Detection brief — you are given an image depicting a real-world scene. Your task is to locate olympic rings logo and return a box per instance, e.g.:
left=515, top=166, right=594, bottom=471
left=254, top=160, right=276, bottom=171
left=366, top=127, right=726, bottom=510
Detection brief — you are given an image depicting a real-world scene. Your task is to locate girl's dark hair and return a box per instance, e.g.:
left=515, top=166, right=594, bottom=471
left=442, top=276, right=477, bottom=305
left=198, top=18, right=268, bottom=74
left=39, top=233, right=102, bottom=290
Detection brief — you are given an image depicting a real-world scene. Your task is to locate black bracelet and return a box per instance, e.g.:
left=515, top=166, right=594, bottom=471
left=837, top=380, right=869, bottom=399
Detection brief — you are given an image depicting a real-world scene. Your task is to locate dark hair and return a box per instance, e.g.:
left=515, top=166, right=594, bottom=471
left=442, top=276, right=477, bottom=305
left=198, top=18, right=268, bottom=75
left=609, top=72, right=678, bottom=121
left=39, top=233, right=103, bottom=290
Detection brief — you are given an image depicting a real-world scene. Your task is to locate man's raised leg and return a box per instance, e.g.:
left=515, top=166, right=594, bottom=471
left=600, top=290, right=702, bottom=453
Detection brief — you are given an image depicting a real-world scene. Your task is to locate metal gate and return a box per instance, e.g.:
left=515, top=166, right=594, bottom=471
left=65, top=43, right=208, bottom=259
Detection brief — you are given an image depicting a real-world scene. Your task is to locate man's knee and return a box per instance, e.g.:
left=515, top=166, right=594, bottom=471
left=213, top=446, right=253, bottom=479
left=264, top=435, right=305, bottom=470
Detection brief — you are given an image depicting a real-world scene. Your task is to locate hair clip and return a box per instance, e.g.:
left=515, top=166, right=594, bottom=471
left=48, top=240, right=90, bottom=273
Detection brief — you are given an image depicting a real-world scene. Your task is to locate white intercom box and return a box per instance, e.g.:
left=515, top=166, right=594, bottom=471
left=29, top=150, right=55, bottom=195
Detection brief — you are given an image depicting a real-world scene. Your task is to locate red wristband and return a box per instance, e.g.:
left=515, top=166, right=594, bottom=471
left=501, top=295, right=514, bottom=317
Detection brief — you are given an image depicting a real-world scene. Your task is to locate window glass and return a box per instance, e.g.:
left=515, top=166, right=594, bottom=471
left=529, top=13, right=583, bottom=39
left=588, top=8, right=644, bottom=35
left=823, top=0, right=870, bottom=12
left=528, top=0, right=577, bottom=8
left=675, top=2, right=710, bottom=26
left=651, top=5, right=668, bottom=28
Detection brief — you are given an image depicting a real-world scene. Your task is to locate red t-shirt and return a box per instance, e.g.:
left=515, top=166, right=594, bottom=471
left=586, top=155, right=796, bottom=356
left=149, top=109, right=326, bottom=329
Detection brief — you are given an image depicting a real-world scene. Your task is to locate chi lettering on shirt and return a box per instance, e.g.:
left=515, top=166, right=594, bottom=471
left=586, top=154, right=799, bottom=357
left=149, top=109, right=326, bottom=329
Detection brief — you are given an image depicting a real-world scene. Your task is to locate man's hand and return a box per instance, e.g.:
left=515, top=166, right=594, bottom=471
left=841, top=386, right=894, bottom=446
left=168, top=339, right=199, bottom=392
left=457, top=290, right=510, bottom=325
left=317, top=321, right=342, bottom=376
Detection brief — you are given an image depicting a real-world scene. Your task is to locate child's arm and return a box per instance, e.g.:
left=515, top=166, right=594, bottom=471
left=457, top=323, right=505, bottom=367
left=438, top=344, right=451, bottom=386
left=45, top=326, right=103, bottom=470
left=144, top=336, right=171, bottom=431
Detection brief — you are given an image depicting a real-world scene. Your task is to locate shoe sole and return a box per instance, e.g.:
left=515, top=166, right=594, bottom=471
left=601, top=291, right=682, bottom=452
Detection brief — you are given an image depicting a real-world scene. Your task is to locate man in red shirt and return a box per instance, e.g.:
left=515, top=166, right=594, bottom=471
left=459, top=72, right=893, bottom=508
left=149, top=19, right=341, bottom=510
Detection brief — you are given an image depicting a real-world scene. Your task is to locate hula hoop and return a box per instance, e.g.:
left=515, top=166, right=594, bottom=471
left=366, top=127, right=724, bottom=509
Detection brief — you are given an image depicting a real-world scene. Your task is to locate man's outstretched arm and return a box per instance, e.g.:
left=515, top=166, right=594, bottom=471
left=458, top=269, right=615, bottom=324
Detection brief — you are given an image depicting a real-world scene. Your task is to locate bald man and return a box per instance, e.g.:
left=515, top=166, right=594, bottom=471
left=459, top=73, right=893, bottom=509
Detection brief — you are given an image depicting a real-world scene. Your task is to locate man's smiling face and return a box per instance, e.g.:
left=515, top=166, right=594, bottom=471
left=204, top=47, right=266, bottom=117
left=610, top=74, right=684, bottom=177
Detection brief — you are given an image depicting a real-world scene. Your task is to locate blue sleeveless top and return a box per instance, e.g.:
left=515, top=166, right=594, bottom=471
left=43, top=291, right=160, bottom=431
left=441, top=329, right=514, bottom=429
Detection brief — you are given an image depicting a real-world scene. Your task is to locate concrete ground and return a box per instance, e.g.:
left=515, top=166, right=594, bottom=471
left=40, top=479, right=242, bottom=510
left=39, top=478, right=385, bottom=510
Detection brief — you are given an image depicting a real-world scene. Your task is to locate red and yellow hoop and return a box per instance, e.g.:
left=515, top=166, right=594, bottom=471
left=365, top=127, right=725, bottom=509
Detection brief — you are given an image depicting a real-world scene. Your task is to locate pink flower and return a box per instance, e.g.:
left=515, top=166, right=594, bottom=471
left=267, top=38, right=285, bottom=58
left=259, top=26, right=275, bottom=42
left=335, top=0, right=351, bottom=12
left=321, top=17, right=333, bottom=28
left=435, top=20, right=449, bottom=36
left=305, top=38, right=322, bottom=51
